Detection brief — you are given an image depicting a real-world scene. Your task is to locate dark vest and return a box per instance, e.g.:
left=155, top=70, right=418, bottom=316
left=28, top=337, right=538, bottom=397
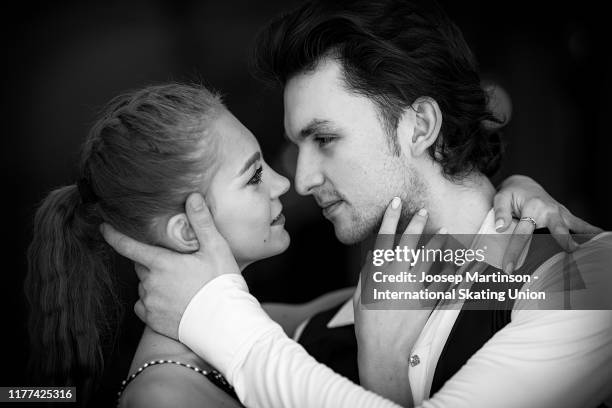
left=298, top=230, right=594, bottom=398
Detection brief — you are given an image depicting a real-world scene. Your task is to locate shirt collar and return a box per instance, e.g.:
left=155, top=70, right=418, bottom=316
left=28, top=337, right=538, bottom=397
left=470, top=208, right=529, bottom=270
left=326, top=298, right=354, bottom=328
left=327, top=209, right=528, bottom=328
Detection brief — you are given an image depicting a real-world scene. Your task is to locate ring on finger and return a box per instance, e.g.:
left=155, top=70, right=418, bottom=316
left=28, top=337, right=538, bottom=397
left=519, top=216, right=537, bottom=228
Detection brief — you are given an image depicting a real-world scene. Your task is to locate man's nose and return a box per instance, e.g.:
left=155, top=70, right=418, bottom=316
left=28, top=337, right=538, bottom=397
left=294, top=149, right=324, bottom=196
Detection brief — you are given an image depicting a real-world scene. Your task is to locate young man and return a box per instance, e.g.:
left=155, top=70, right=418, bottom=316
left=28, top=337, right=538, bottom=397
left=103, top=0, right=611, bottom=407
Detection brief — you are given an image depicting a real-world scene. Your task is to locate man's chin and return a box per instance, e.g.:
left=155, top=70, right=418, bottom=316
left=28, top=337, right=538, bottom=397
left=332, top=222, right=372, bottom=245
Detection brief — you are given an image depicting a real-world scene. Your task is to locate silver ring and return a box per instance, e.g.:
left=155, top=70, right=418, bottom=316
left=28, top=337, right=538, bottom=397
left=519, top=216, right=537, bottom=228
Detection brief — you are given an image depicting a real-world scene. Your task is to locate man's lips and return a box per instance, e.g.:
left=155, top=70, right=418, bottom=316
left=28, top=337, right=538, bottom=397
left=316, top=198, right=342, bottom=208
left=320, top=200, right=343, bottom=217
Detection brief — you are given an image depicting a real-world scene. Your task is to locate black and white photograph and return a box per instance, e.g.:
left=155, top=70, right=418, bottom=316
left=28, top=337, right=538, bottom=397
left=4, top=0, right=612, bottom=407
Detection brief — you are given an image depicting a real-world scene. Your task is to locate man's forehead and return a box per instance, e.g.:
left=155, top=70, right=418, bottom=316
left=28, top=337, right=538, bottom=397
left=283, top=61, right=350, bottom=139
left=284, top=59, right=344, bottom=99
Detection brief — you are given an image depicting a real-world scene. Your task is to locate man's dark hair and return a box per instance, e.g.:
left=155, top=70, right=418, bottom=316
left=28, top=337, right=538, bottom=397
left=253, top=0, right=503, bottom=179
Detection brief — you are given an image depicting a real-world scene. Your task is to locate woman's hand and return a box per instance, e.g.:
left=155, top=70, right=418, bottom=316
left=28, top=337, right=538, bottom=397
left=353, top=198, right=451, bottom=407
left=494, top=175, right=602, bottom=272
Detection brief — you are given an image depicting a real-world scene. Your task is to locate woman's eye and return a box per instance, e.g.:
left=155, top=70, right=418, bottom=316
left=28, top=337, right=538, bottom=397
left=248, top=166, right=263, bottom=185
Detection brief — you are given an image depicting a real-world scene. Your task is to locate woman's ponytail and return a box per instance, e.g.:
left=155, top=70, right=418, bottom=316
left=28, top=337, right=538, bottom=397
left=25, top=185, right=120, bottom=402
left=25, top=83, right=226, bottom=404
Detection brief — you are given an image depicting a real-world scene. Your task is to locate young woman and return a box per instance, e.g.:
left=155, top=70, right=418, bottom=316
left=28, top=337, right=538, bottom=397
left=25, top=83, right=587, bottom=407
left=25, top=83, right=359, bottom=407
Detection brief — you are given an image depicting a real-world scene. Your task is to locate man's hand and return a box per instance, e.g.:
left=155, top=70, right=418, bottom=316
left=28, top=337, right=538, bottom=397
left=494, top=175, right=602, bottom=272
left=101, top=193, right=239, bottom=339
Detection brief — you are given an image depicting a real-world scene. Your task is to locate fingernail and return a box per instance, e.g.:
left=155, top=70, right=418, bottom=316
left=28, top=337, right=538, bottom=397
left=190, top=194, right=204, bottom=211
left=438, top=227, right=448, bottom=234
left=504, top=262, right=514, bottom=274
left=495, top=219, right=505, bottom=231
left=418, top=208, right=428, bottom=217
left=391, top=197, right=401, bottom=209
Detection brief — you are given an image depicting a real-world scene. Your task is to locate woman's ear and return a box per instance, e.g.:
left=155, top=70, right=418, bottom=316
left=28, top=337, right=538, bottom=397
left=397, top=96, right=442, bottom=157
left=165, top=213, right=199, bottom=252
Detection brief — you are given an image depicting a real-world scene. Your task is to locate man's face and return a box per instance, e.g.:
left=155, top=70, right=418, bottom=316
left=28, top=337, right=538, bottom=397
left=283, top=58, right=424, bottom=244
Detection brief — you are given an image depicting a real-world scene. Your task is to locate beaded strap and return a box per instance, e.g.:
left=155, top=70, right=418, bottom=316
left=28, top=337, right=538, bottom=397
left=116, top=359, right=236, bottom=406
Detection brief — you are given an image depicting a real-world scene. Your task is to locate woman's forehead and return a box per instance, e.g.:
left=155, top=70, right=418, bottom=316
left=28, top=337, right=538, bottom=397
left=211, top=111, right=261, bottom=174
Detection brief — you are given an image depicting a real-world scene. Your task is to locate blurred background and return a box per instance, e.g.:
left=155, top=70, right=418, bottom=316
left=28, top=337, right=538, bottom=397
left=3, top=0, right=611, bottom=406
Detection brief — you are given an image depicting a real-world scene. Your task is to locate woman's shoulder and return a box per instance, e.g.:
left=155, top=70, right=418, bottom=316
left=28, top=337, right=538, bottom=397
left=120, top=328, right=242, bottom=408
left=119, top=360, right=242, bottom=408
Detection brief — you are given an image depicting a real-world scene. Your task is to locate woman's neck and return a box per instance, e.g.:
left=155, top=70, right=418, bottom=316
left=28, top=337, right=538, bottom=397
left=129, top=326, right=214, bottom=375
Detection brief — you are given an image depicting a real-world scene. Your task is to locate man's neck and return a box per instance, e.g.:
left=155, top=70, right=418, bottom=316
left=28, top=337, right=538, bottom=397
left=424, top=172, right=495, bottom=238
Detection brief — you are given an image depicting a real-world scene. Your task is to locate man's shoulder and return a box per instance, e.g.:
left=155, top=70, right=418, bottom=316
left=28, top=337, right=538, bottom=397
left=515, top=232, right=612, bottom=312
left=537, top=231, right=612, bottom=273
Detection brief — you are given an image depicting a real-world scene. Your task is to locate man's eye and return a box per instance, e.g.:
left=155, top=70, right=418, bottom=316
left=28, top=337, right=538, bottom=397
left=248, top=166, right=263, bottom=185
left=315, top=136, right=335, bottom=147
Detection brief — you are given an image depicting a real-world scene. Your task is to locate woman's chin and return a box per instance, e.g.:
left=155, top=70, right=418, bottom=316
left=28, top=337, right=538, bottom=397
left=237, top=231, right=291, bottom=269
left=264, top=230, right=291, bottom=258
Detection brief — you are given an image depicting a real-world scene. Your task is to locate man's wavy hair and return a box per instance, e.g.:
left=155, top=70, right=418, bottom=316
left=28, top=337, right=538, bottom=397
left=252, top=0, right=503, bottom=179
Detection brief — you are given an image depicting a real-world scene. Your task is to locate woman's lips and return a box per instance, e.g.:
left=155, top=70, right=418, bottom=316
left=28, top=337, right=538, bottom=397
left=271, top=212, right=285, bottom=225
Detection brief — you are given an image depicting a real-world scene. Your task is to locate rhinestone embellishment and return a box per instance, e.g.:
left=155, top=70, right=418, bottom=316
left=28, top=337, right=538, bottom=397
left=116, top=359, right=234, bottom=406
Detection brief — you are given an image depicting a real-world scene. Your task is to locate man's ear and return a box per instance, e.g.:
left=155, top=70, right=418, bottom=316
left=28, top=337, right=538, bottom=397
left=398, top=96, right=442, bottom=157
left=165, top=213, right=199, bottom=252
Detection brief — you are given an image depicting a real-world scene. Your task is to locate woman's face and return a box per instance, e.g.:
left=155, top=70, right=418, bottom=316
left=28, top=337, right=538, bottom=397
left=205, top=110, right=291, bottom=269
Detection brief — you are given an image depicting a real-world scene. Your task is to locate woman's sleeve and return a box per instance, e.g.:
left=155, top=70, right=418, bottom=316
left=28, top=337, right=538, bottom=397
left=178, top=233, right=612, bottom=408
left=178, top=274, right=402, bottom=408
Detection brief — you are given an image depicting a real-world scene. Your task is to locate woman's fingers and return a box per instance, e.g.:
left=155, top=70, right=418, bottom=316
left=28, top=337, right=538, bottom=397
left=413, top=227, right=448, bottom=274
left=397, top=208, right=429, bottom=251
left=502, top=217, right=537, bottom=273
left=546, top=213, right=576, bottom=252
left=378, top=197, right=402, bottom=234
left=353, top=275, right=362, bottom=311
left=422, top=258, right=456, bottom=308
left=493, top=190, right=512, bottom=232
left=375, top=197, right=402, bottom=251
left=563, top=211, right=603, bottom=235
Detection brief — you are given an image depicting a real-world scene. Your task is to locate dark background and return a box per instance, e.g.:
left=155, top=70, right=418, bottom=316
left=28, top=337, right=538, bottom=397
left=3, top=1, right=611, bottom=406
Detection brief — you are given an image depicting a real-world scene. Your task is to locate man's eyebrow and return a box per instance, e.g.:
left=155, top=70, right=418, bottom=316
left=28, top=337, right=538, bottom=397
left=237, top=151, right=261, bottom=177
left=298, top=119, right=335, bottom=140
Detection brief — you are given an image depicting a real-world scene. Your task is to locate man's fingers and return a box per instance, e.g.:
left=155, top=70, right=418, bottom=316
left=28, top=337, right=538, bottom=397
left=375, top=197, right=402, bottom=251
left=134, top=300, right=146, bottom=323
left=493, top=191, right=512, bottom=232
left=185, top=193, right=224, bottom=253
left=502, top=219, right=536, bottom=274
left=100, top=223, right=166, bottom=268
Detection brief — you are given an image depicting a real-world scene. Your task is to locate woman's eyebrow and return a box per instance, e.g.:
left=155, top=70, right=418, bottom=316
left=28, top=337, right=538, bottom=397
left=236, top=151, right=261, bottom=177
